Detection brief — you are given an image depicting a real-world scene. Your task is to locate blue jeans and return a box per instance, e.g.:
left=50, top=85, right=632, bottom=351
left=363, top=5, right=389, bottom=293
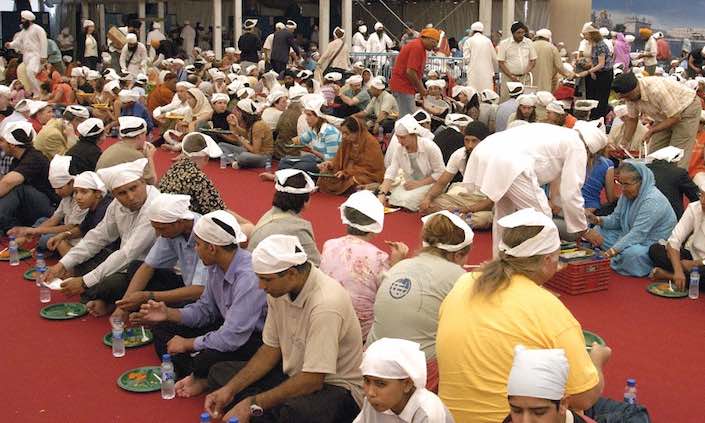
left=278, top=155, right=321, bottom=174
left=218, top=143, right=271, bottom=169
left=0, top=185, right=54, bottom=234
left=32, top=217, right=53, bottom=252
left=393, top=91, right=416, bottom=118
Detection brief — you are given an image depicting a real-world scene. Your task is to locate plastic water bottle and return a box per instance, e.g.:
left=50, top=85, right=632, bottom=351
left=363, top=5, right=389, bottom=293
left=593, top=248, right=603, bottom=259
left=8, top=236, right=20, bottom=266
left=265, top=156, right=272, bottom=170
left=37, top=268, right=51, bottom=303
left=220, top=154, right=227, bottom=169
left=161, top=354, right=176, bottom=399
left=199, top=412, right=211, bottom=422
left=35, top=252, right=46, bottom=271
left=689, top=268, right=700, bottom=299
left=111, top=318, right=125, bottom=358
left=623, top=378, right=637, bottom=404
left=377, top=126, right=384, bottom=143
left=228, top=418, right=240, bottom=423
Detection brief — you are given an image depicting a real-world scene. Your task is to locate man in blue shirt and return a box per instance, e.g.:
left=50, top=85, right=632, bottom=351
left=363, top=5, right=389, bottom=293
left=118, top=89, right=154, bottom=134
left=138, top=209, right=267, bottom=399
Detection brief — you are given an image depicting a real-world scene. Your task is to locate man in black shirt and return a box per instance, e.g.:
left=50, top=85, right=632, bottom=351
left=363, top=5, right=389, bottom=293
left=0, top=121, right=56, bottom=234
left=271, top=20, right=299, bottom=74
left=67, top=117, right=104, bottom=173
left=238, top=19, right=261, bottom=70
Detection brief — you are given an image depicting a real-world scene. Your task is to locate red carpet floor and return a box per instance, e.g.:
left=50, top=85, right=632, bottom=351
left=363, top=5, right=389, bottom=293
left=1, top=146, right=704, bottom=422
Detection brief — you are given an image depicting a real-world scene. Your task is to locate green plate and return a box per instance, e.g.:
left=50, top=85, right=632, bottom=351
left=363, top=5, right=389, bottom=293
left=39, top=303, right=88, bottom=320
left=0, top=248, right=32, bottom=261
left=583, top=330, right=605, bottom=351
left=117, top=366, right=162, bottom=393
left=646, top=282, right=688, bottom=298
left=307, top=172, right=336, bottom=178
left=103, top=327, right=154, bottom=348
left=23, top=267, right=37, bottom=281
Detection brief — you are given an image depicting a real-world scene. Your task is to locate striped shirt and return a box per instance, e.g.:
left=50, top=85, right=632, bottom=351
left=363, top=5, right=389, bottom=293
left=299, top=122, right=341, bottom=160
left=626, top=77, right=697, bottom=121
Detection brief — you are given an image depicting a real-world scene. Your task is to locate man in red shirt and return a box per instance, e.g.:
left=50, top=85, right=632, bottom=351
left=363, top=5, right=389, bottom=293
left=390, top=27, right=440, bottom=117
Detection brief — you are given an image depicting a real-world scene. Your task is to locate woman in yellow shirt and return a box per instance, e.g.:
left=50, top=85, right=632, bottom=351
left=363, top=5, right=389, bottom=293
left=436, top=208, right=610, bottom=423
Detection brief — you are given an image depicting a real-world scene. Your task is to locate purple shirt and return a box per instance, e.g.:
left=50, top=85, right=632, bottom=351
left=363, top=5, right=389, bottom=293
left=179, top=248, right=267, bottom=352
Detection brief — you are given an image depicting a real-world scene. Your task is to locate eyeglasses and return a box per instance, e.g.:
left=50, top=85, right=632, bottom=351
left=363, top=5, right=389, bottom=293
left=614, top=178, right=639, bottom=186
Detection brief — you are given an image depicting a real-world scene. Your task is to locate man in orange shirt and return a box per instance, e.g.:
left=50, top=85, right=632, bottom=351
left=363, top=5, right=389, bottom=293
left=689, top=111, right=705, bottom=190
left=147, top=72, right=176, bottom=115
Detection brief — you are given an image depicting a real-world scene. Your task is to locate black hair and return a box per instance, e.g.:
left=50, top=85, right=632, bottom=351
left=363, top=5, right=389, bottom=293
left=464, top=121, right=490, bottom=140
left=240, top=111, right=259, bottom=129
left=272, top=172, right=310, bottom=213
left=79, top=133, right=102, bottom=145
left=275, top=260, right=311, bottom=277
left=341, top=116, right=362, bottom=134
left=344, top=206, right=376, bottom=236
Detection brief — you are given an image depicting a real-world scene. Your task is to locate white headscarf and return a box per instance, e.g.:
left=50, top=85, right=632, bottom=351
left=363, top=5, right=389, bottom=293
left=573, top=119, right=608, bottom=154
left=118, top=116, right=148, bottom=138
left=251, top=234, right=308, bottom=274
left=421, top=210, right=474, bottom=252
left=340, top=190, right=384, bottom=234
left=507, top=345, right=569, bottom=401
left=193, top=210, right=247, bottom=246
left=394, top=114, right=424, bottom=136
left=498, top=208, right=560, bottom=257
left=647, top=146, right=685, bottom=163
left=48, top=155, right=74, bottom=189
left=147, top=194, right=194, bottom=223
left=3, top=121, right=35, bottom=146
left=96, top=158, right=148, bottom=190
left=73, top=171, right=106, bottom=194
left=182, top=132, right=223, bottom=158
left=361, top=338, right=427, bottom=389
left=274, top=169, right=316, bottom=194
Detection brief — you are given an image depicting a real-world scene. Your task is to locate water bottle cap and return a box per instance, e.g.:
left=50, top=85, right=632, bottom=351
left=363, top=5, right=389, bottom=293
left=37, top=267, right=46, bottom=273
left=37, top=252, right=44, bottom=257
left=162, top=353, right=171, bottom=362
left=627, top=378, right=636, bottom=386
left=200, top=412, right=211, bottom=422
left=9, top=235, right=15, bottom=240
left=693, top=267, right=700, bottom=274
left=227, top=418, right=240, bottom=423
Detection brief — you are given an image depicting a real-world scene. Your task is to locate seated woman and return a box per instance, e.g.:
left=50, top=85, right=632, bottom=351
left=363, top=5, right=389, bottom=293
left=437, top=208, right=608, bottom=423
left=92, top=79, right=121, bottom=134
left=423, top=79, right=451, bottom=133
left=218, top=99, right=273, bottom=169
left=586, top=161, right=677, bottom=277
left=320, top=190, right=408, bottom=340
left=368, top=210, right=473, bottom=392
left=261, top=88, right=288, bottom=132
left=182, top=87, right=213, bottom=132
left=317, top=117, right=385, bottom=195
left=376, top=114, right=445, bottom=212
left=506, top=94, right=537, bottom=127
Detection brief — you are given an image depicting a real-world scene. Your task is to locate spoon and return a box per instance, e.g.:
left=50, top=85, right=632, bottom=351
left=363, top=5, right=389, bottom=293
left=140, top=326, right=149, bottom=342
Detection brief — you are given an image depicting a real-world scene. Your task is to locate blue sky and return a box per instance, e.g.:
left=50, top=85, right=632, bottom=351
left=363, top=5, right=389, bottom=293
left=593, top=0, right=705, bottom=28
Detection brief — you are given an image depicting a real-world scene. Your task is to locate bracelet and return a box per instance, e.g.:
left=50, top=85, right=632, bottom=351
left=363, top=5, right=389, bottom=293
left=148, top=291, right=155, bottom=301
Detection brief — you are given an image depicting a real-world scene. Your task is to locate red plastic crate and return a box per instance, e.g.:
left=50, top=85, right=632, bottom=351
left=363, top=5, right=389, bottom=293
left=546, top=256, right=611, bottom=295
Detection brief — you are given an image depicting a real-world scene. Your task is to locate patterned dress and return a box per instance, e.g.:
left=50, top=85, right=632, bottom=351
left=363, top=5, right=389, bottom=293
left=157, top=157, right=226, bottom=215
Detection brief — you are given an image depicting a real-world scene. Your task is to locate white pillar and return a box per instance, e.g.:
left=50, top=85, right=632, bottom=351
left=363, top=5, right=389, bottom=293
left=214, top=0, right=223, bottom=59
left=342, top=0, right=352, bottom=48
left=502, top=0, right=514, bottom=40
left=233, top=0, right=242, bottom=47
left=479, top=0, right=492, bottom=35
left=158, top=2, right=165, bottom=20
left=319, top=0, right=330, bottom=52
left=98, top=4, right=106, bottom=46
left=138, top=0, right=146, bottom=44
left=81, top=0, right=89, bottom=21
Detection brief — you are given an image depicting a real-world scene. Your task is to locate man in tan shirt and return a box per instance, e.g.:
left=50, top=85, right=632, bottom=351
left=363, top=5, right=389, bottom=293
left=204, top=234, right=363, bottom=423
left=96, top=116, right=156, bottom=184
left=531, top=29, right=572, bottom=92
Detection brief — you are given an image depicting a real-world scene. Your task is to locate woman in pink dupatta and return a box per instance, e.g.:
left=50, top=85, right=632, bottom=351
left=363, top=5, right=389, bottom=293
left=613, top=33, right=631, bottom=71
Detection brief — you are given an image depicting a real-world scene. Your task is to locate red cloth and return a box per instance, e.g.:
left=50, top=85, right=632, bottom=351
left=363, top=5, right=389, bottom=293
left=390, top=38, right=427, bottom=95
left=688, top=130, right=705, bottom=178
left=657, top=39, right=672, bottom=61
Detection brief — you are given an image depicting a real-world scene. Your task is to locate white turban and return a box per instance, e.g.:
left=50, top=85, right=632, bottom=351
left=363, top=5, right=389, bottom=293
left=444, top=113, right=472, bottom=129
left=647, top=146, right=685, bottom=163
left=118, top=116, right=148, bottom=138
left=451, top=85, right=476, bottom=100
left=3, top=121, right=35, bottom=146
left=506, top=81, right=524, bottom=96
left=470, top=21, right=484, bottom=32
left=28, top=100, right=49, bottom=116
left=237, top=98, right=259, bottom=115
left=507, top=345, right=569, bottom=401
left=86, top=70, right=101, bottom=81
left=275, top=22, right=285, bottom=30
left=148, top=194, right=194, bottom=223
left=517, top=94, right=537, bottom=107
left=286, top=20, right=297, bottom=30
left=77, top=118, right=104, bottom=137
left=480, top=89, right=499, bottom=103
left=374, top=22, right=384, bottom=31
left=103, top=80, right=120, bottom=93
left=20, top=10, right=35, bottom=21
left=275, top=169, right=316, bottom=194
left=369, top=77, right=386, bottom=90
left=225, top=47, right=236, bottom=54
left=236, top=87, right=255, bottom=100
left=412, top=109, right=431, bottom=125
left=421, top=210, right=474, bottom=252
left=118, top=89, right=139, bottom=103
left=536, top=28, right=552, bottom=40
left=65, top=104, right=90, bottom=119
left=97, top=158, right=148, bottom=190
left=73, top=171, right=106, bottom=194
left=176, top=81, right=195, bottom=90
left=126, top=33, right=138, bottom=44
left=301, top=94, right=326, bottom=118
left=194, top=210, right=247, bottom=246
left=251, top=234, right=308, bottom=274
left=625, top=34, right=635, bottom=43
left=574, top=119, right=608, bottom=154
left=324, top=72, right=343, bottom=82
left=346, top=75, right=363, bottom=85
left=535, top=91, right=556, bottom=107
left=211, top=93, right=230, bottom=104
left=297, top=69, right=313, bottom=80
left=83, top=19, right=95, bottom=28
left=425, top=79, right=446, bottom=89
left=395, top=114, right=424, bottom=136
left=498, top=208, right=560, bottom=257
left=288, top=85, right=308, bottom=101
left=244, top=19, right=258, bottom=29
left=71, top=67, right=85, bottom=77
left=340, top=190, right=384, bottom=234
left=182, top=132, right=223, bottom=158
left=546, top=101, right=565, bottom=115
left=267, top=88, right=288, bottom=105
left=574, top=99, right=599, bottom=112
left=359, top=25, right=367, bottom=34
left=361, top=338, right=427, bottom=389
left=48, top=155, right=74, bottom=189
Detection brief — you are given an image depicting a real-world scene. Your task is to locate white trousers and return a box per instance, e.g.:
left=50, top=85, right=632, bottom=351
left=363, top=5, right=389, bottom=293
left=23, top=53, right=41, bottom=96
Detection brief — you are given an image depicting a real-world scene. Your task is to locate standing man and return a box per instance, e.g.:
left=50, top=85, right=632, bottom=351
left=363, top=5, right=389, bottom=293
left=639, top=28, right=658, bottom=75
left=532, top=28, right=572, bottom=92
left=5, top=11, right=47, bottom=97
left=389, top=28, right=440, bottom=117
left=366, top=22, right=394, bottom=66
left=613, top=73, right=702, bottom=169
left=463, top=21, right=498, bottom=93
left=120, top=33, right=148, bottom=77
left=351, top=22, right=368, bottom=54
left=263, top=22, right=285, bottom=69
left=238, top=19, right=261, bottom=71
left=497, top=21, right=537, bottom=101
left=271, top=20, right=299, bottom=74
left=181, top=21, right=197, bottom=59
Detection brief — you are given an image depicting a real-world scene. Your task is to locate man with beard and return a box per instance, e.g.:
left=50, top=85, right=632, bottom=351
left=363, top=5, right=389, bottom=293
left=120, top=33, right=148, bottom=77
left=366, top=22, right=394, bottom=66
left=5, top=10, right=47, bottom=97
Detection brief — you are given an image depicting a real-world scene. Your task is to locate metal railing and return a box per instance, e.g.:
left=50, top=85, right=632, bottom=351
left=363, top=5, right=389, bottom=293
left=349, top=52, right=467, bottom=84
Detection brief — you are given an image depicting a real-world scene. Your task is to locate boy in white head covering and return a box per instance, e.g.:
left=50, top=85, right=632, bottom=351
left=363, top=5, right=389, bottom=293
left=205, top=234, right=364, bottom=423
left=138, top=208, right=266, bottom=397
left=65, top=118, right=105, bottom=174
left=354, top=76, right=399, bottom=136
left=320, top=191, right=408, bottom=339
left=119, top=89, right=156, bottom=135
left=495, top=82, right=524, bottom=131
left=7, top=154, right=87, bottom=251
left=96, top=116, right=157, bottom=185
left=354, top=338, right=454, bottom=422
left=45, top=158, right=161, bottom=317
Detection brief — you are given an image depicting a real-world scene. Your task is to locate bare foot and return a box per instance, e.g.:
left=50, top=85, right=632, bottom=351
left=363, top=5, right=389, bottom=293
left=175, top=374, right=209, bottom=398
left=259, top=172, right=275, bottom=181
left=86, top=300, right=111, bottom=317
left=170, top=153, right=184, bottom=162
left=650, top=267, right=669, bottom=281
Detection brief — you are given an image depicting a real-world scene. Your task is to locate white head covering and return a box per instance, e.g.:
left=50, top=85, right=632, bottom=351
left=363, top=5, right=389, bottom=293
left=77, top=118, right=104, bottom=137
left=421, top=210, right=474, bottom=252
left=340, top=190, right=384, bottom=233
left=288, top=85, right=308, bottom=101
left=361, top=338, right=427, bottom=389
left=65, top=104, right=90, bottom=119
left=359, top=25, right=367, bottom=34
left=517, top=94, right=537, bottom=107
left=103, top=80, right=120, bottom=93
left=412, top=109, right=431, bottom=125
left=574, top=99, right=599, bottom=112
left=546, top=101, right=565, bottom=115
left=118, top=89, right=139, bottom=103
left=451, top=85, right=475, bottom=100
left=574, top=119, right=608, bottom=154
left=3, top=121, right=35, bottom=146
left=237, top=98, right=260, bottom=115
left=236, top=87, right=255, bottom=100
left=0, top=85, right=11, bottom=97
left=73, top=171, right=106, bottom=194
left=536, top=28, right=552, bottom=41
left=369, top=77, right=386, bottom=90
left=176, top=81, right=195, bottom=90
left=324, top=72, right=343, bottom=82
left=394, top=114, right=424, bottom=136
left=152, top=22, right=161, bottom=30
left=14, top=99, right=31, bottom=113
left=346, top=75, right=363, bottom=85
left=86, top=70, right=101, bottom=81
left=286, top=20, right=297, bottom=30
left=148, top=193, right=194, bottom=223
left=444, top=113, right=472, bottom=130
left=425, top=79, right=446, bottom=89
left=194, top=210, right=247, bottom=246
left=20, top=10, right=35, bottom=21
left=244, top=19, right=258, bottom=29
left=614, top=104, right=628, bottom=119
left=181, top=132, right=223, bottom=158
left=252, top=234, right=308, bottom=274
left=48, top=155, right=74, bottom=189
left=83, top=19, right=95, bottom=28
left=28, top=100, right=49, bottom=116
left=480, top=89, right=499, bottom=103
left=374, top=22, right=384, bottom=31
left=125, top=33, right=138, bottom=44
left=471, top=21, right=484, bottom=32
left=297, top=69, right=314, bottom=80
left=625, top=34, right=635, bottom=43
left=498, top=208, right=560, bottom=257
left=118, top=116, right=148, bottom=138
left=301, top=94, right=327, bottom=118
left=267, top=88, right=288, bottom=105
left=275, top=22, right=285, bottom=30
left=71, top=67, right=85, bottom=78
left=647, top=146, right=685, bottom=163
left=599, top=27, right=610, bottom=37
left=275, top=169, right=316, bottom=194
left=507, top=345, right=569, bottom=401
left=97, top=158, right=148, bottom=190
left=507, top=81, right=524, bottom=96
left=211, top=93, right=230, bottom=104
left=535, top=91, right=556, bottom=107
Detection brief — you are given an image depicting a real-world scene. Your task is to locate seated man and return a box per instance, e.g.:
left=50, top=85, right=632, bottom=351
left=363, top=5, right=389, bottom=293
left=8, top=155, right=87, bottom=252
left=33, top=105, right=90, bottom=161
left=205, top=234, right=363, bottom=422
left=353, top=77, right=399, bottom=135
left=135, top=209, right=267, bottom=398
left=96, top=116, right=157, bottom=185
left=0, top=121, right=56, bottom=235
left=646, top=146, right=699, bottom=219
left=118, top=90, right=155, bottom=135
left=335, top=75, right=371, bottom=118
left=45, top=158, right=160, bottom=316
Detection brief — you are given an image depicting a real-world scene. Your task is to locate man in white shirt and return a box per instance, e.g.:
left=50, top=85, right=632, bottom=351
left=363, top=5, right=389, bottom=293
left=497, top=21, right=537, bottom=101
left=120, top=33, right=148, bottom=77
left=352, top=23, right=368, bottom=54
left=366, top=22, right=394, bottom=66
left=181, top=21, right=197, bottom=59
left=263, top=23, right=285, bottom=67
left=463, top=22, right=498, bottom=93
left=640, top=30, right=659, bottom=75
left=5, top=11, right=48, bottom=97
left=147, top=22, right=166, bottom=57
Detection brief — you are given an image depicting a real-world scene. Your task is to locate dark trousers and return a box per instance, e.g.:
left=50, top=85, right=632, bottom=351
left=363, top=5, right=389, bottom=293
left=0, top=185, right=54, bottom=233
left=80, top=260, right=185, bottom=305
left=278, top=155, right=320, bottom=175
left=83, top=56, right=98, bottom=70
left=648, top=243, right=705, bottom=291
left=271, top=60, right=287, bottom=74
left=585, top=69, right=613, bottom=120
left=153, top=322, right=263, bottom=379
left=208, top=361, right=360, bottom=423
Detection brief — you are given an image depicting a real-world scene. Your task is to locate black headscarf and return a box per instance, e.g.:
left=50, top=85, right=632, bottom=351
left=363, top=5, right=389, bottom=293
left=612, top=72, right=638, bottom=94
left=511, top=21, right=526, bottom=34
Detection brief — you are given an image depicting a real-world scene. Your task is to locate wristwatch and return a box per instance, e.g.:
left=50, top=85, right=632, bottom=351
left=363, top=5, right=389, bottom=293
left=250, top=396, right=264, bottom=416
